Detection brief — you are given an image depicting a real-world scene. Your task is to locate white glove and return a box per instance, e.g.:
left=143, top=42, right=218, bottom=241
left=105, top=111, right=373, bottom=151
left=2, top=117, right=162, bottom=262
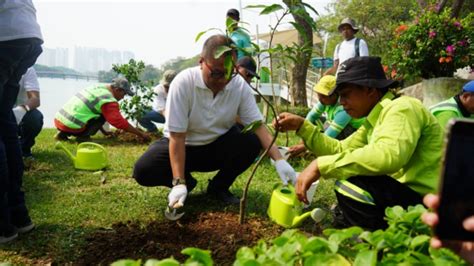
left=274, top=159, right=297, bottom=185
left=168, top=184, right=187, bottom=208
left=12, top=106, right=27, bottom=125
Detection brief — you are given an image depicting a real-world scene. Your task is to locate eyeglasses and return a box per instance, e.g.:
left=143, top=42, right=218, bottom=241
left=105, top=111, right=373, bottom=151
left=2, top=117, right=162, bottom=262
left=203, top=61, right=236, bottom=79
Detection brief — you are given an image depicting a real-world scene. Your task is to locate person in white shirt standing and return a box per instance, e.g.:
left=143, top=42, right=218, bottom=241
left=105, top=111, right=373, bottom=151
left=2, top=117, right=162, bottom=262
left=12, top=67, right=43, bottom=158
left=324, top=18, right=369, bottom=76
left=138, top=70, right=177, bottom=132
left=133, top=35, right=296, bottom=208
left=0, top=0, right=43, bottom=243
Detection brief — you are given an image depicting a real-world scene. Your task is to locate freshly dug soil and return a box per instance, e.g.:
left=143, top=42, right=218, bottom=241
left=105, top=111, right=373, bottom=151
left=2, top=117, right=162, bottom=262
left=76, top=212, right=283, bottom=265
left=111, top=130, right=161, bottom=144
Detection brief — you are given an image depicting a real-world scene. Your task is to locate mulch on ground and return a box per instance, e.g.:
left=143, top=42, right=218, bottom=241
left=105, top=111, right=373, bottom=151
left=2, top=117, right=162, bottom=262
left=76, top=212, right=284, bottom=265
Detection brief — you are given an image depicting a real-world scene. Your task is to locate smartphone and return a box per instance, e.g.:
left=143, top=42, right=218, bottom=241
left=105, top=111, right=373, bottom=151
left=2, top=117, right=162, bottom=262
left=436, top=119, right=474, bottom=240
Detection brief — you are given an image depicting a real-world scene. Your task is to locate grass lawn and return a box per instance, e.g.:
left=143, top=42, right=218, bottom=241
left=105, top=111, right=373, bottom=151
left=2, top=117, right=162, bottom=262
left=0, top=128, right=337, bottom=264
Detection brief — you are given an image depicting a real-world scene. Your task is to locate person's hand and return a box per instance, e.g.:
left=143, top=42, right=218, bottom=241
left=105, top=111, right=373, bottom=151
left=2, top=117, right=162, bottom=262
left=272, top=112, right=305, bottom=132
left=274, top=159, right=297, bottom=185
left=12, top=106, right=27, bottom=125
left=168, top=184, right=187, bottom=208
left=422, top=193, right=474, bottom=264
left=296, top=160, right=320, bottom=204
left=287, top=144, right=306, bottom=158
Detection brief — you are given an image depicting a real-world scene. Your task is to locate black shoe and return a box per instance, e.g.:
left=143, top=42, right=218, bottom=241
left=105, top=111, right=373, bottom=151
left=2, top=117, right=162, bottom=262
left=54, top=131, right=69, bottom=141
left=207, top=187, right=240, bottom=205
left=76, top=135, right=92, bottom=142
left=186, top=177, right=198, bottom=193
left=0, top=226, right=18, bottom=244
left=15, top=222, right=35, bottom=234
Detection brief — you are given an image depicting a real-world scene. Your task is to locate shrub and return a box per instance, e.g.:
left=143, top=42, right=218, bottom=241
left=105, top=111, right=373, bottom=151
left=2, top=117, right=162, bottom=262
left=389, top=8, right=473, bottom=80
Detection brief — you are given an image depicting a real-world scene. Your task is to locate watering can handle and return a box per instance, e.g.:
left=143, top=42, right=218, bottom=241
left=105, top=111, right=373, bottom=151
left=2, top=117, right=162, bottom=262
left=78, top=142, right=106, bottom=152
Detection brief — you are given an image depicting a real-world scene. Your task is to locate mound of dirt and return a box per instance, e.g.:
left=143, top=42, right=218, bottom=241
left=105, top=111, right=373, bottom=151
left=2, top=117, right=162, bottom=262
left=111, top=130, right=161, bottom=144
left=76, top=212, right=283, bottom=265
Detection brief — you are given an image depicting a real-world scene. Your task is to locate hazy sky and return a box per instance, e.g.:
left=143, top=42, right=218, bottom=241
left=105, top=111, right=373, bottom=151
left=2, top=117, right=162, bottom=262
left=35, top=0, right=332, bottom=68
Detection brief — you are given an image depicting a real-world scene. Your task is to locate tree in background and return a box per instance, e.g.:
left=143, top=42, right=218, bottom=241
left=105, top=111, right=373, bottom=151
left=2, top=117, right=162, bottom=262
left=282, top=0, right=317, bottom=106
left=317, top=0, right=419, bottom=61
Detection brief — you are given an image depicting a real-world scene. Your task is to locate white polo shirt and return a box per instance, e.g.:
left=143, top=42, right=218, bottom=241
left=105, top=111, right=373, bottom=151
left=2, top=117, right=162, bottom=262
left=164, top=66, right=263, bottom=146
left=15, top=67, right=40, bottom=107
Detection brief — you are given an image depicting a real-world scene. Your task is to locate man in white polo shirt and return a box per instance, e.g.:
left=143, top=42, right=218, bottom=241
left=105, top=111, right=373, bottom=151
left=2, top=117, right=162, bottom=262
left=133, top=35, right=296, bottom=206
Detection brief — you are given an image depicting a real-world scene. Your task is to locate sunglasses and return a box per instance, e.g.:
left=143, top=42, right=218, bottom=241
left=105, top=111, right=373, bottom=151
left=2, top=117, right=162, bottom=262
left=203, top=61, right=236, bottom=79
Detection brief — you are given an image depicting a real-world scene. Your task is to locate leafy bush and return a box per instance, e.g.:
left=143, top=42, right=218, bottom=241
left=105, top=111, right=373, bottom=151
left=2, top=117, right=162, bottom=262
left=112, top=205, right=468, bottom=265
left=388, top=8, right=473, bottom=80
left=112, top=59, right=156, bottom=126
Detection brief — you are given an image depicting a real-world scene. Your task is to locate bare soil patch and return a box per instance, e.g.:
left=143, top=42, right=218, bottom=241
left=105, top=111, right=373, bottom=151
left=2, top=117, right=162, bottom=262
left=76, top=212, right=284, bottom=265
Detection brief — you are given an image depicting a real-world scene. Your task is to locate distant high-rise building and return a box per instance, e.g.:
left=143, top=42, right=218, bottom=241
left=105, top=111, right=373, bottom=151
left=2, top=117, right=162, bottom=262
left=36, top=47, right=69, bottom=68
left=73, top=46, right=135, bottom=73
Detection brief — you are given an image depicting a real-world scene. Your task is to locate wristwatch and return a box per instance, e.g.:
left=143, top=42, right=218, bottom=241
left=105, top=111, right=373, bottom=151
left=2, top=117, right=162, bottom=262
left=172, top=177, right=186, bottom=186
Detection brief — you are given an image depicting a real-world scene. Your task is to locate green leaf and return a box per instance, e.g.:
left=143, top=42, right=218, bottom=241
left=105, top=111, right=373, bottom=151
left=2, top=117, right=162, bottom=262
left=236, top=247, right=256, bottom=261
left=410, top=235, right=430, bottom=249
left=224, top=54, right=234, bottom=80
left=214, top=45, right=233, bottom=59
left=354, top=249, right=377, bottom=266
left=182, top=247, right=213, bottom=266
left=304, top=254, right=350, bottom=266
left=260, top=4, right=284, bottom=15
left=301, top=2, right=318, bottom=16
left=241, top=120, right=263, bottom=134
left=195, top=30, right=208, bottom=42
left=145, top=258, right=180, bottom=266
left=244, top=4, right=267, bottom=9
left=111, top=260, right=141, bottom=266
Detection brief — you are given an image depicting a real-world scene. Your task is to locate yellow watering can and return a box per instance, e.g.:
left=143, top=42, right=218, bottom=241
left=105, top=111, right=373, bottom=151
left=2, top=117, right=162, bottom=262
left=55, top=141, right=108, bottom=171
left=267, top=183, right=325, bottom=228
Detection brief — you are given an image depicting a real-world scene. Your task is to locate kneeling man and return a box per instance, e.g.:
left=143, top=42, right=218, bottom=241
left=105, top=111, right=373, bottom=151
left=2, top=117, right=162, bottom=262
left=133, top=35, right=296, bottom=207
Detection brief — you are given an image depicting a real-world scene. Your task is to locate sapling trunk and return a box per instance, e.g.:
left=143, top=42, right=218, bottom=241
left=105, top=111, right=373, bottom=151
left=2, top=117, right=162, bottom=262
left=239, top=81, right=280, bottom=225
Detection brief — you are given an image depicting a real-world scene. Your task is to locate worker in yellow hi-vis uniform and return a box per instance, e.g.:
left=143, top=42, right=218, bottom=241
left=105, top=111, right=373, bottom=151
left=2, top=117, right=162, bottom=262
left=274, top=56, right=443, bottom=230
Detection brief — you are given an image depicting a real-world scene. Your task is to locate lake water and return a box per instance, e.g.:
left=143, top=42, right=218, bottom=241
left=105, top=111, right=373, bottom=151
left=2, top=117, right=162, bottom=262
left=38, top=77, right=101, bottom=128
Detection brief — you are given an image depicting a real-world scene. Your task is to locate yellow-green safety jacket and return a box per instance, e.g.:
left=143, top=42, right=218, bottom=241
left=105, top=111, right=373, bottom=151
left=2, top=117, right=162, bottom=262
left=55, top=85, right=116, bottom=129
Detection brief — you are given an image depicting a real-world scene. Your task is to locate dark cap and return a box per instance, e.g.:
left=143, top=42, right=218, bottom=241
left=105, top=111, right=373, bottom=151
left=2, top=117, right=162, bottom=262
left=335, top=56, right=398, bottom=92
left=226, top=8, right=240, bottom=21
left=111, top=77, right=134, bottom=96
left=237, top=56, right=260, bottom=79
left=338, top=18, right=359, bottom=33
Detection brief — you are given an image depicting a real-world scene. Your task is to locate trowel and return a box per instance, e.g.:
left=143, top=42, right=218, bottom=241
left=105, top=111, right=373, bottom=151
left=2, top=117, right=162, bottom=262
left=164, top=202, right=185, bottom=221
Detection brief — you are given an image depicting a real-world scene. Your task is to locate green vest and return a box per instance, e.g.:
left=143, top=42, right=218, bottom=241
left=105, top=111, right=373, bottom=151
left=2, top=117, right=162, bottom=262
left=55, top=85, right=117, bottom=129
left=430, top=97, right=462, bottom=117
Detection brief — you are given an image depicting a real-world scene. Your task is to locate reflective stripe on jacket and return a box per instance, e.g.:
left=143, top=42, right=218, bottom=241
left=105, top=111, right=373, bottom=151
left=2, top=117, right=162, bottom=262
left=55, top=85, right=116, bottom=129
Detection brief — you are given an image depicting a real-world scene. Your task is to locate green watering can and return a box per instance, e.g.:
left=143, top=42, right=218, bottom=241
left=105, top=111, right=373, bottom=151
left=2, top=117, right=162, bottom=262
left=267, top=184, right=325, bottom=228
left=55, top=141, right=108, bottom=171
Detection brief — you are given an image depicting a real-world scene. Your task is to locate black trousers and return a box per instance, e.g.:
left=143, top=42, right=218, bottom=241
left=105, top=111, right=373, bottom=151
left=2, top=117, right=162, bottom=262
left=133, top=125, right=261, bottom=191
left=0, top=38, right=42, bottom=233
left=336, top=175, right=423, bottom=230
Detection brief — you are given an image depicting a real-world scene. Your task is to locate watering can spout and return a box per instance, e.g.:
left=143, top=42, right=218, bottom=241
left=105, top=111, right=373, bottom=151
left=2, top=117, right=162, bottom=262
left=291, top=210, right=313, bottom=227
left=55, top=141, right=76, bottom=163
left=292, top=208, right=327, bottom=227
